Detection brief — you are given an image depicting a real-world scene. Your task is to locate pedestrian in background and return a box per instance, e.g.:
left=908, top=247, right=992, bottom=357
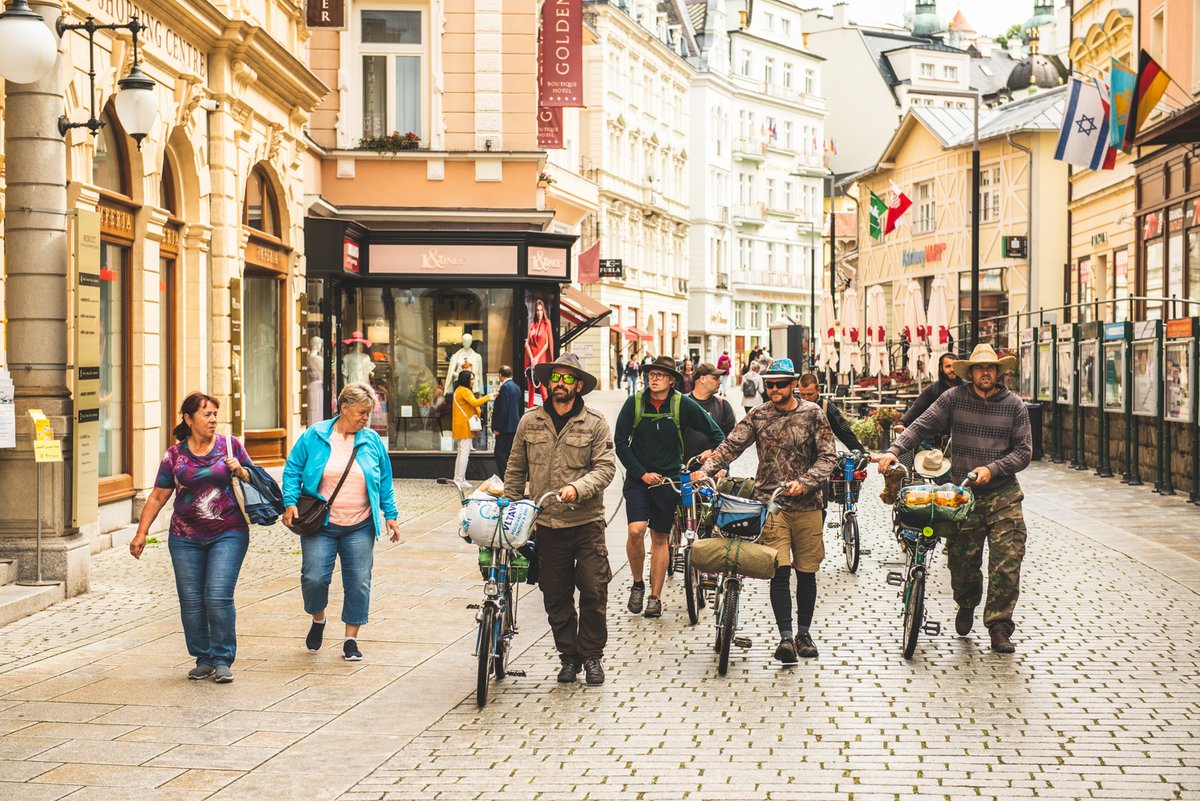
left=741, top=361, right=765, bottom=411
left=717, top=351, right=732, bottom=394
left=282, top=382, right=401, bottom=662
left=131, top=392, right=253, bottom=684
left=680, top=360, right=695, bottom=394
left=450, top=370, right=495, bottom=486
left=491, top=365, right=522, bottom=478
left=616, top=356, right=624, bottom=389
left=503, top=353, right=616, bottom=685
left=685, top=362, right=736, bottom=462
left=624, top=356, right=641, bottom=396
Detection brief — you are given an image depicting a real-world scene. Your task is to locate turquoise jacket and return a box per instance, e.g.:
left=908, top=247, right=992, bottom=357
left=281, top=418, right=398, bottom=538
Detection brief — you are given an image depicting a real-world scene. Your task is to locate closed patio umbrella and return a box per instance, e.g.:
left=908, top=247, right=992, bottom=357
left=818, top=293, right=839, bottom=373
left=841, top=286, right=864, bottom=376
left=903, top=280, right=933, bottom=380
left=927, top=276, right=952, bottom=353
left=866, top=284, right=890, bottom=378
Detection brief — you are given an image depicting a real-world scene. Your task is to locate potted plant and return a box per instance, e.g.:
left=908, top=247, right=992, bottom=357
left=869, top=406, right=902, bottom=450
left=410, top=381, right=434, bottom=416
left=850, top=415, right=880, bottom=450
left=358, top=130, right=422, bottom=152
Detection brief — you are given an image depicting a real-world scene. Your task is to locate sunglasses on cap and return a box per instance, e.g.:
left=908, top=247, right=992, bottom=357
left=549, top=372, right=578, bottom=385
left=763, top=379, right=794, bottom=390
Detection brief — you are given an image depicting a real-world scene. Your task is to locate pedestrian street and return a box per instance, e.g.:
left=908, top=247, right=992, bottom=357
left=0, top=394, right=1195, bottom=801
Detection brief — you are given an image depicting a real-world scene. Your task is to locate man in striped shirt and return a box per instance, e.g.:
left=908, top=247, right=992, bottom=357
left=876, top=344, right=1033, bottom=654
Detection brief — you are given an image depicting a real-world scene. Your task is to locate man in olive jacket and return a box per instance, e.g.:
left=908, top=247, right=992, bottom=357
left=503, top=353, right=617, bottom=685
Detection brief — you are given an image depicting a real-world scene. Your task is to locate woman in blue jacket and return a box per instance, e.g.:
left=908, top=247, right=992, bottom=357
left=282, top=382, right=401, bottom=661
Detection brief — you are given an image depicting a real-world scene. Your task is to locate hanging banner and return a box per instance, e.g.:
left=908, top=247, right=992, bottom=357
left=538, top=0, right=583, bottom=107
left=73, top=209, right=101, bottom=528
left=538, top=106, right=564, bottom=149
left=577, top=242, right=600, bottom=284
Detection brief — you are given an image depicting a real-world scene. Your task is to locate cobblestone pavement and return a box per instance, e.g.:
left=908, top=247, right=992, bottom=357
left=0, top=395, right=1197, bottom=801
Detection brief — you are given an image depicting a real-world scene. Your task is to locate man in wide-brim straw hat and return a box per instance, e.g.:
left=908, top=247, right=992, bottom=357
left=877, top=343, right=1032, bottom=655
left=503, top=352, right=616, bottom=686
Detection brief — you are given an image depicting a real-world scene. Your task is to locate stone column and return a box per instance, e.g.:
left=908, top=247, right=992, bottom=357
left=0, top=0, right=90, bottom=594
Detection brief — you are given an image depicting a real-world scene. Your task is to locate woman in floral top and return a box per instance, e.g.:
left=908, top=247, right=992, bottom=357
left=131, top=392, right=253, bottom=684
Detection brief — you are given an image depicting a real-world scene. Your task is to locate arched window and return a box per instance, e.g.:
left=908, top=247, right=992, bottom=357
left=160, top=156, right=178, bottom=216
left=244, top=166, right=281, bottom=238
left=92, top=109, right=129, bottom=196
left=158, top=153, right=182, bottom=451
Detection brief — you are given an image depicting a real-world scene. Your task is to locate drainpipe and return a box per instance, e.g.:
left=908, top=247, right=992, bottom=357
left=1006, top=133, right=1034, bottom=320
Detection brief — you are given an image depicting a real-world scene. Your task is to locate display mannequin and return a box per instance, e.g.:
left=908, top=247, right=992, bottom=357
left=307, top=335, right=325, bottom=424
left=446, top=333, right=483, bottom=393
left=342, top=331, right=375, bottom=385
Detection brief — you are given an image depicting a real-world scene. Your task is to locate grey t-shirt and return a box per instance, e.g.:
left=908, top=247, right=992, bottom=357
left=684, top=393, right=737, bottom=461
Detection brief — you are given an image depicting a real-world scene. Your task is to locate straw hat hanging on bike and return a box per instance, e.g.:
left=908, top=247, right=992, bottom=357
left=952, top=344, right=1016, bottom=381
left=532, top=352, right=599, bottom=395
left=913, top=449, right=952, bottom=481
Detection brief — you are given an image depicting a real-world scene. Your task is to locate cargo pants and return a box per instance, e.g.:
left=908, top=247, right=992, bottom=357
left=944, top=483, right=1028, bottom=636
left=536, top=520, right=612, bottom=663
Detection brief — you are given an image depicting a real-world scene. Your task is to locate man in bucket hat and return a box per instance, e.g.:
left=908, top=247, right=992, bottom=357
left=877, top=344, right=1032, bottom=654
left=614, top=356, right=725, bottom=619
left=503, top=353, right=617, bottom=685
left=696, top=357, right=837, bottom=664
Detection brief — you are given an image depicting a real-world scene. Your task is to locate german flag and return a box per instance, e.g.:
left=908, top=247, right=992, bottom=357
left=1122, top=49, right=1172, bottom=151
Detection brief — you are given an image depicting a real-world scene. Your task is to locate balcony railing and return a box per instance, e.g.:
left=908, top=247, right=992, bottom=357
left=733, top=202, right=766, bottom=221
left=733, top=138, right=767, bottom=159
left=716, top=272, right=730, bottom=289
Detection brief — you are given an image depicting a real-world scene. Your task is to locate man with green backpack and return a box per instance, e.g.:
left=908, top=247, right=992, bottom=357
left=614, top=356, right=725, bottom=618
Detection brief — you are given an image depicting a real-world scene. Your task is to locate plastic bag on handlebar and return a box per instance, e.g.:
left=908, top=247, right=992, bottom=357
left=459, top=496, right=542, bottom=548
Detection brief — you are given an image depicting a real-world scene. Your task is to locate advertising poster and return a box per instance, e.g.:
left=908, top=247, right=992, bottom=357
left=1036, top=342, right=1052, bottom=401
left=1056, top=341, right=1073, bottom=404
left=1103, top=342, right=1124, bottom=411
left=1077, top=340, right=1098, bottom=407
left=1164, top=341, right=1192, bottom=422
left=1131, top=340, right=1158, bottom=416
left=1018, top=341, right=1033, bottom=400
left=73, top=209, right=101, bottom=528
left=523, top=289, right=558, bottom=409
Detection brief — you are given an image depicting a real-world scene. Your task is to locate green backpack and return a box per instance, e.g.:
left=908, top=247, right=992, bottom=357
left=631, top=390, right=685, bottom=458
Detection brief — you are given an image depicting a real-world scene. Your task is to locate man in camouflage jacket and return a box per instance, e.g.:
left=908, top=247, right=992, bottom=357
left=697, top=358, right=837, bottom=665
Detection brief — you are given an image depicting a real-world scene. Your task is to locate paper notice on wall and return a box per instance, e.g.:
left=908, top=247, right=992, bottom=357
left=0, top=369, right=14, bottom=449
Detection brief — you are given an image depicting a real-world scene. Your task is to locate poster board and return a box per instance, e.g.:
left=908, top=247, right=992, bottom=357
left=1018, top=329, right=1033, bottom=400
left=1077, top=339, right=1099, bottom=407
left=1036, top=324, right=1054, bottom=402
left=1165, top=339, right=1193, bottom=423
left=73, top=209, right=101, bottom=528
left=1131, top=320, right=1159, bottom=417
left=1056, top=341, right=1074, bottom=404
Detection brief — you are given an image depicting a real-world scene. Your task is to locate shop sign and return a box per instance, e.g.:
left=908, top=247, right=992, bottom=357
left=1168, top=206, right=1185, bottom=234
left=1166, top=318, right=1194, bottom=339
left=161, top=223, right=181, bottom=255
left=538, top=107, right=564, bottom=149
left=245, top=236, right=288, bottom=273
left=537, top=0, right=583, bottom=107
left=1104, top=322, right=1127, bottom=341
left=76, top=0, right=207, bottom=78
left=369, top=244, right=519, bottom=275
left=98, top=203, right=134, bottom=241
left=961, top=269, right=1004, bottom=293
left=529, top=246, right=569, bottom=278
left=305, top=0, right=345, bottom=28
left=1133, top=320, right=1158, bottom=340
left=599, top=259, right=623, bottom=279
left=901, top=242, right=946, bottom=267
left=1003, top=236, right=1028, bottom=259
left=343, top=238, right=360, bottom=273
left=73, top=209, right=101, bottom=528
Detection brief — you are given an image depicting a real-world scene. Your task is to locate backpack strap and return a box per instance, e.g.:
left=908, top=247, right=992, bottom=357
left=670, top=391, right=683, bottom=457
left=632, top=390, right=644, bottom=431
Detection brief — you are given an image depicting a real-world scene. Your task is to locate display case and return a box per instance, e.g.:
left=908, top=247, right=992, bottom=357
left=1102, top=322, right=1128, bottom=412
left=1131, top=321, right=1160, bottom=417
left=1018, top=329, right=1034, bottom=400
left=1056, top=340, right=1074, bottom=405
left=1078, top=338, right=1099, bottom=408
left=1164, top=318, right=1196, bottom=423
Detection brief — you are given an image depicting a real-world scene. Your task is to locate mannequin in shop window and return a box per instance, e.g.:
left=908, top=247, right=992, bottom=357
left=342, top=331, right=375, bottom=386
left=308, top=336, right=325, bottom=425
left=524, top=298, right=554, bottom=408
left=446, top=333, right=483, bottom=395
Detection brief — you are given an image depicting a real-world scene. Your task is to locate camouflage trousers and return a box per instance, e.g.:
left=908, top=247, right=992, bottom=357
left=944, top=483, right=1028, bottom=636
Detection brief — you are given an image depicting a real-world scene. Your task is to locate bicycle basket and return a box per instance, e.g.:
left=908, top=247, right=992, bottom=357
left=714, top=494, right=768, bottom=541
left=459, top=498, right=541, bottom=549
left=830, top=478, right=861, bottom=504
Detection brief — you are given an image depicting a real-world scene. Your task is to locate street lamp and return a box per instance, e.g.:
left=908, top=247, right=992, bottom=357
left=0, top=0, right=57, bottom=84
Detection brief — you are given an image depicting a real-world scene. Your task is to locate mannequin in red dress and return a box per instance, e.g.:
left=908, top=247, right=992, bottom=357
left=524, top=298, right=554, bottom=408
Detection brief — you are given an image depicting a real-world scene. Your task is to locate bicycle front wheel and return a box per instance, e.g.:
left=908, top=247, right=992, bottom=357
left=902, top=568, right=925, bottom=660
left=667, top=516, right=681, bottom=577
left=717, top=580, right=739, bottom=676
left=476, top=605, right=496, bottom=707
left=684, top=549, right=698, bottom=625
left=843, top=511, right=861, bottom=574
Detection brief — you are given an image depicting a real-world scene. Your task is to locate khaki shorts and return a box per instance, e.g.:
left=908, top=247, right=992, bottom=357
left=761, top=509, right=825, bottom=572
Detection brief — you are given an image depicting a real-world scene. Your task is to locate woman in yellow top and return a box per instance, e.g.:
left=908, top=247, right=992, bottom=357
left=452, top=369, right=494, bottom=486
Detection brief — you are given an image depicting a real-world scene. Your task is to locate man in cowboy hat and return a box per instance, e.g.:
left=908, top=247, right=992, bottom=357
left=877, top=343, right=1033, bottom=654
left=614, top=355, right=725, bottom=619
left=503, top=353, right=617, bottom=685
left=696, top=357, right=837, bottom=664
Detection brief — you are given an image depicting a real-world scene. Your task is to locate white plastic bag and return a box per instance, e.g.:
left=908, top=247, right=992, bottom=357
left=458, top=495, right=541, bottom=548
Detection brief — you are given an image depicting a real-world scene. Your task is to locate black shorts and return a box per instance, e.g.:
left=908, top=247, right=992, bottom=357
left=624, top=476, right=677, bottom=532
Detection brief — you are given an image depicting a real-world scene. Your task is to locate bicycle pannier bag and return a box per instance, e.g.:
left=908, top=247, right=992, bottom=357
left=459, top=497, right=540, bottom=549
left=691, top=536, right=778, bottom=580
left=714, top=494, right=768, bottom=540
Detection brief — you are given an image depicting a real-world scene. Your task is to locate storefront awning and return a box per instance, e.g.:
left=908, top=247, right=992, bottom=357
left=1135, top=103, right=1200, bottom=147
left=625, top=325, right=653, bottom=342
left=559, top=285, right=612, bottom=348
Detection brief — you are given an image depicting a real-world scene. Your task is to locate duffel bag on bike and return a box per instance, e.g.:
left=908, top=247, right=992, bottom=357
left=691, top=536, right=778, bottom=580
left=459, top=498, right=540, bottom=548
left=714, top=495, right=768, bottom=540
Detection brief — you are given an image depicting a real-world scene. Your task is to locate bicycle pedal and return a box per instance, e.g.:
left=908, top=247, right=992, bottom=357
left=733, top=636, right=752, bottom=648
left=506, top=669, right=526, bottom=677
left=860, top=549, right=872, bottom=555
left=885, top=571, right=904, bottom=586
left=465, top=603, right=481, bottom=609
left=923, top=621, right=942, bottom=636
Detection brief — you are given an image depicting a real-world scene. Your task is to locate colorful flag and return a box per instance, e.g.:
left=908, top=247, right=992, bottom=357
left=1054, top=77, right=1111, bottom=170
left=868, top=190, right=887, bottom=242
left=885, top=180, right=912, bottom=234
left=1108, top=57, right=1136, bottom=150
left=1122, top=49, right=1172, bottom=150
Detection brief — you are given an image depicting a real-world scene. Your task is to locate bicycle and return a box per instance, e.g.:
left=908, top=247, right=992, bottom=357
left=665, top=456, right=704, bottom=580
left=661, top=471, right=717, bottom=625
left=441, top=478, right=562, bottom=708
left=883, top=466, right=977, bottom=660
left=828, top=450, right=870, bottom=573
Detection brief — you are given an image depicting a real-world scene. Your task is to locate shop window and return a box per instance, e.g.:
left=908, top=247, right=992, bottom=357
left=99, top=242, right=128, bottom=478
left=244, top=274, right=282, bottom=430
left=1189, top=226, right=1200, bottom=311
left=244, top=167, right=281, bottom=238
left=1113, top=248, right=1130, bottom=322
left=361, top=9, right=424, bottom=140
left=92, top=110, right=128, bottom=195
left=1168, top=230, right=1184, bottom=318
left=306, top=279, right=328, bottom=425
left=1145, top=239, right=1164, bottom=320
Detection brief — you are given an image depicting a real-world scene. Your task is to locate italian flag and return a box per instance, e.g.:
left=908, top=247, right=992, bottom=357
left=868, top=190, right=887, bottom=241
left=1122, top=49, right=1171, bottom=151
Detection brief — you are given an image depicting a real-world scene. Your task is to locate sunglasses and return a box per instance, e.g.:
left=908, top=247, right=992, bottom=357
left=549, top=372, right=578, bottom=385
left=764, top=380, right=794, bottom=390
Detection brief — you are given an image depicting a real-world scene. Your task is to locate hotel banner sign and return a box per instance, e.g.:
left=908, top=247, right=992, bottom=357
left=538, top=0, right=583, bottom=107
left=306, top=0, right=345, bottom=28
left=538, top=107, right=564, bottom=149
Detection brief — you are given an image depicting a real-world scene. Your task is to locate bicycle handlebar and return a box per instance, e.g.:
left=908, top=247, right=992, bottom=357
left=439, top=479, right=570, bottom=510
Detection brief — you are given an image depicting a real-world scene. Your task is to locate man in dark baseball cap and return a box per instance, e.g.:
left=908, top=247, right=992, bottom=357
left=684, top=363, right=736, bottom=462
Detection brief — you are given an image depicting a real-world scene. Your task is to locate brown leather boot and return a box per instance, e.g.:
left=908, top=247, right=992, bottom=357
left=955, top=606, right=974, bottom=636
left=989, top=627, right=1016, bottom=653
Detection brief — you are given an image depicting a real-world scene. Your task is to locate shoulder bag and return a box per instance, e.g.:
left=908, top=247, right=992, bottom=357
left=292, top=441, right=364, bottom=536
left=456, top=394, right=483, bottom=433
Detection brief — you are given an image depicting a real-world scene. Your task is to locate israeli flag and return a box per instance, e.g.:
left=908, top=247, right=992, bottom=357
left=1055, top=78, right=1111, bottom=170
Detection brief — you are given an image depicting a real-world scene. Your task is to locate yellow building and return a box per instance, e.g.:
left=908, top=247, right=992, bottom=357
left=854, top=88, right=1069, bottom=347
left=1067, top=3, right=1136, bottom=323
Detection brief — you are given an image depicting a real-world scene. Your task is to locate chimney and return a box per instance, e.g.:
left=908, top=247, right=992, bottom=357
left=832, top=2, right=846, bottom=28
left=977, top=35, right=993, bottom=58
left=1007, top=36, right=1023, bottom=57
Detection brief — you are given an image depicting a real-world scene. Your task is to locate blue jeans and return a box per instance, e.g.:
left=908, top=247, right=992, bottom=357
left=168, top=530, right=249, bottom=667
left=300, top=519, right=376, bottom=626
